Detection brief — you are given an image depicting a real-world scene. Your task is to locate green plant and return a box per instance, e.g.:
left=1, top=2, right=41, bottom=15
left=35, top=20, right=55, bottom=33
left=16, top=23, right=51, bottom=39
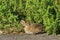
left=0, top=0, right=23, bottom=32
left=0, top=0, right=60, bottom=35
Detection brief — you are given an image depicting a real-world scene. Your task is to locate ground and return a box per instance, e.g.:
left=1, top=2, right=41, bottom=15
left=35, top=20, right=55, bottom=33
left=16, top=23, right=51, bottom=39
left=0, top=33, right=60, bottom=40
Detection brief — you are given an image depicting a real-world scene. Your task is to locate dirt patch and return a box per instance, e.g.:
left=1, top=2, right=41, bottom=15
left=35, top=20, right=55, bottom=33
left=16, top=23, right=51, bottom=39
left=0, top=33, right=60, bottom=40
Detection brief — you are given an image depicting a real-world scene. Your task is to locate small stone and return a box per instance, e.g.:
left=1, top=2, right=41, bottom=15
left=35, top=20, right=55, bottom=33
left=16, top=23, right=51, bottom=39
left=0, top=30, right=3, bottom=35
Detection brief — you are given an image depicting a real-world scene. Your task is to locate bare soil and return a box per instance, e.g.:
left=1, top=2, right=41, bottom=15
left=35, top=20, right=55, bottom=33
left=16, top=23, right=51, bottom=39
left=0, top=33, right=60, bottom=40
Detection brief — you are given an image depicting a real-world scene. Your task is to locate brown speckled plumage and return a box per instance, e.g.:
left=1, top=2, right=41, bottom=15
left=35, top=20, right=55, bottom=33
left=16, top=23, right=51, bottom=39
left=20, top=20, right=45, bottom=34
